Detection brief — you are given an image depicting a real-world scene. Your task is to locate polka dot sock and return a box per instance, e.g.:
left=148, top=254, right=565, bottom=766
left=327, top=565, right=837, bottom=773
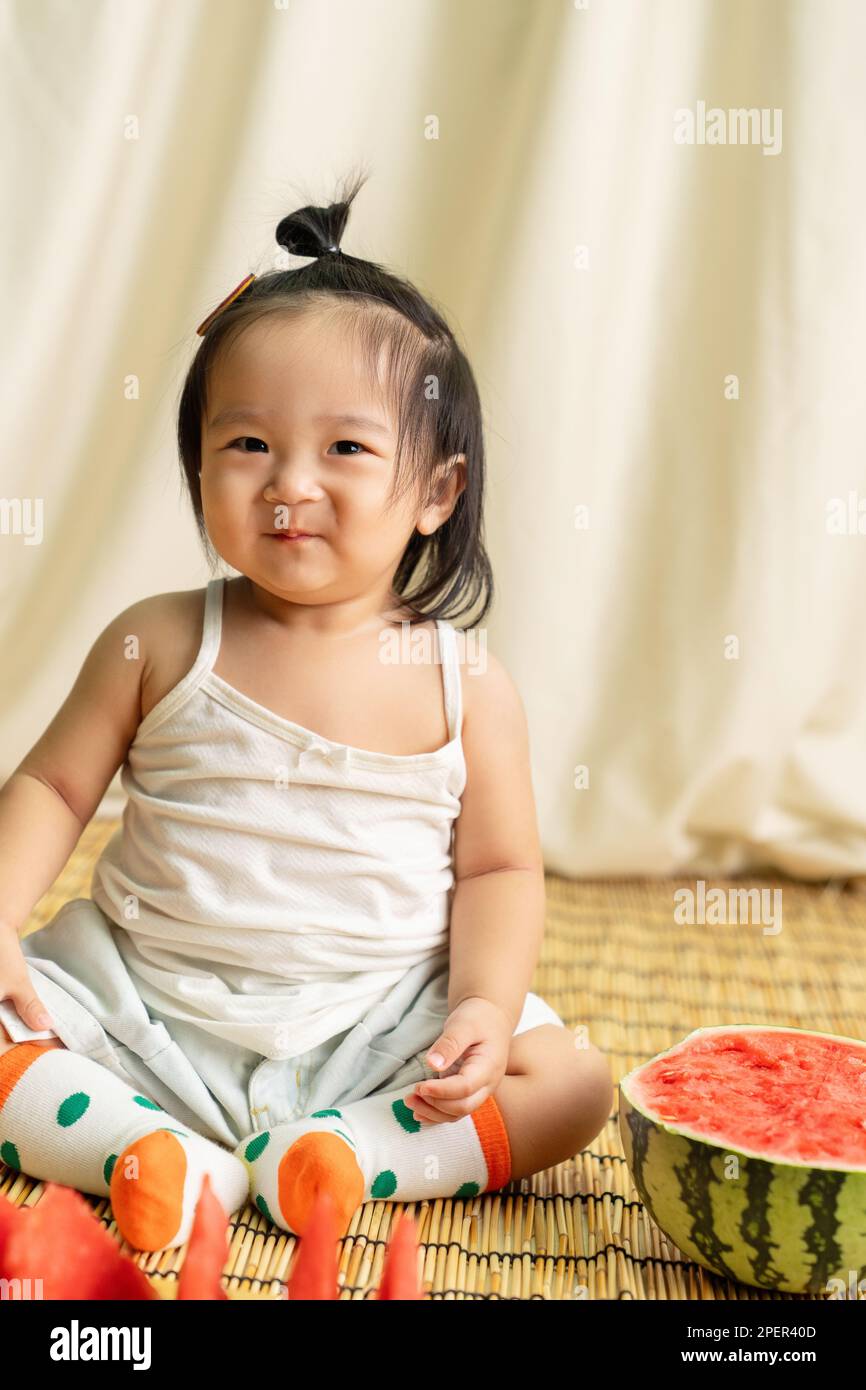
left=0, top=1041, right=249, bottom=1252
left=234, top=1085, right=512, bottom=1236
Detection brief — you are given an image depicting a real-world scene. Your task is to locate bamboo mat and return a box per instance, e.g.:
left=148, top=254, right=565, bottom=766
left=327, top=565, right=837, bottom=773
left=2, top=818, right=864, bottom=1301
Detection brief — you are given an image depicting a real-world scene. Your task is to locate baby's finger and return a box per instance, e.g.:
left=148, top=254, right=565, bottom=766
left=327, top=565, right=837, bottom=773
left=408, top=1083, right=491, bottom=1122
left=404, top=1093, right=451, bottom=1124
left=416, top=1055, right=491, bottom=1102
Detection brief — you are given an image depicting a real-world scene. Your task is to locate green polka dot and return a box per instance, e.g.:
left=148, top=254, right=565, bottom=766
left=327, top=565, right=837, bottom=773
left=255, top=1193, right=274, bottom=1221
left=1, top=1140, right=20, bottom=1170
left=391, top=1098, right=420, bottom=1133
left=370, top=1170, right=397, bottom=1198
left=245, top=1132, right=270, bottom=1162
left=310, top=1108, right=342, bottom=1119
left=132, top=1095, right=163, bottom=1111
left=104, top=1153, right=117, bottom=1184
left=453, top=1182, right=480, bottom=1198
left=56, top=1092, right=90, bottom=1127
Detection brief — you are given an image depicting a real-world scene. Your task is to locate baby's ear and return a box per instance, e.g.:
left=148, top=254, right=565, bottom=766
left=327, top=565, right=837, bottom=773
left=434, top=453, right=467, bottom=501
left=416, top=456, right=467, bottom=534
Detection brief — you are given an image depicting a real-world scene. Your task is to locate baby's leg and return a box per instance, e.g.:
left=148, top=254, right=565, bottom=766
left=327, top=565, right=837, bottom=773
left=236, top=1024, right=613, bottom=1238
left=408, top=1024, right=614, bottom=1179
left=0, top=1032, right=248, bottom=1252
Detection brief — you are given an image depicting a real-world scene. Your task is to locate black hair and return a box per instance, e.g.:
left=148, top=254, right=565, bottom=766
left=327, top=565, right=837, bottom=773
left=176, top=169, right=493, bottom=627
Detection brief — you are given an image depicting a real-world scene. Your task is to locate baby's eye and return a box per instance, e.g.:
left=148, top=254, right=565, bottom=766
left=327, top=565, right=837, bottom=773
left=228, top=436, right=268, bottom=453
left=328, top=440, right=366, bottom=456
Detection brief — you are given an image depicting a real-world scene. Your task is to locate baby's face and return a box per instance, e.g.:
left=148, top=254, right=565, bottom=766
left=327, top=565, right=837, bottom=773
left=199, top=309, right=458, bottom=614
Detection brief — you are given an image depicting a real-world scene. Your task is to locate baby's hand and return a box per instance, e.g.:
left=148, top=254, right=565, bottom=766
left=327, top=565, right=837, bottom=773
left=0, top=927, right=54, bottom=1038
left=404, top=996, right=511, bottom=1124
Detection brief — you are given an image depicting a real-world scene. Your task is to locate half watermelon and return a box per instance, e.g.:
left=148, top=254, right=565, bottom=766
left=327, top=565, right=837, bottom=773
left=618, top=1024, right=866, bottom=1294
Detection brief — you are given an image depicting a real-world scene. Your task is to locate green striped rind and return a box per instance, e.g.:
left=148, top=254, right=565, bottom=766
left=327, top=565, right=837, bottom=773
left=618, top=1027, right=866, bottom=1295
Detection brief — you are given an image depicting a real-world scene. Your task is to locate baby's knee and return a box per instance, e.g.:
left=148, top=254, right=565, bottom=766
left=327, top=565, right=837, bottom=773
left=577, top=1041, right=615, bottom=1114
left=556, top=1035, right=615, bottom=1146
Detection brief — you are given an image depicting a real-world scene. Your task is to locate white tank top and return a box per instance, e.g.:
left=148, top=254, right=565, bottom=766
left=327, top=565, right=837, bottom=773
left=91, top=577, right=466, bottom=1059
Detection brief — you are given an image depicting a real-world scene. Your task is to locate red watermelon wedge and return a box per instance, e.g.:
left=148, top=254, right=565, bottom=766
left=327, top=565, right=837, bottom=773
left=619, top=1024, right=866, bottom=1294
left=0, top=1184, right=156, bottom=1300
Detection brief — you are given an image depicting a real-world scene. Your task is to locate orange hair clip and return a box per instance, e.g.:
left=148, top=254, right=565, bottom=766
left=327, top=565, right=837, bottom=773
left=195, top=273, right=256, bottom=336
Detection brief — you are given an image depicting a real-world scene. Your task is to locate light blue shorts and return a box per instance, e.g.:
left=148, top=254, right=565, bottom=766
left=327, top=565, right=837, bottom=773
left=0, top=898, right=564, bottom=1149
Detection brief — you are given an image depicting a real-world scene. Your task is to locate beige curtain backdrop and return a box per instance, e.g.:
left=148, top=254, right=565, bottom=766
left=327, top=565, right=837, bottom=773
left=2, top=0, right=864, bottom=878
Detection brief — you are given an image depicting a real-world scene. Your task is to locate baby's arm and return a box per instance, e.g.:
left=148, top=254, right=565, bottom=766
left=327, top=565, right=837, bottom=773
left=447, top=651, right=546, bottom=1032
left=0, top=600, right=151, bottom=940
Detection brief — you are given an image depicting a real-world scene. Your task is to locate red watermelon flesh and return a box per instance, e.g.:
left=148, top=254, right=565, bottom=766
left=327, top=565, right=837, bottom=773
left=0, top=1184, right=156, bottom=1299
left=177, top=1174, right=230, bottom=1301
left=377, top=1214, right=423, bottom=1300
left=631, top=1026, right=866, bottom=1166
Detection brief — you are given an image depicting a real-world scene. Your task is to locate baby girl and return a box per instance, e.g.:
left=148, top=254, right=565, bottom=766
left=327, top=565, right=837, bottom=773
left=0, top=174, right=612, bottom=1252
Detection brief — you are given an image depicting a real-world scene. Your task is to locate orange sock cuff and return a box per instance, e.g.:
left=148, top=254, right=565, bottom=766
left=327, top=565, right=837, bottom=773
left=471, top=1093, right=512, bottom=1192
left=0, top=1041, right=54, bottom=1108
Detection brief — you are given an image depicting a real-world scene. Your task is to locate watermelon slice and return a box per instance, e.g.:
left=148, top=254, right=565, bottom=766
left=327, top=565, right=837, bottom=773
left=377, top=1214, right=423, bottom=1300
left=0, top=1184, right=156, bottom=1300
left=619, top=1024, right=866, bottom=1294
left=177, top=1174, right=230, bottom=1301
left=287, top=1190, right=339, bottom=1300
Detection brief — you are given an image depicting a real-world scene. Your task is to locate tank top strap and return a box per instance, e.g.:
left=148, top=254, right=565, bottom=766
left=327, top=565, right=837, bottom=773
left=133, top=577, right=226, bottom=741
left=435, top=618, right=463, bottom=743
left=199, top=576, right=226, bottom=672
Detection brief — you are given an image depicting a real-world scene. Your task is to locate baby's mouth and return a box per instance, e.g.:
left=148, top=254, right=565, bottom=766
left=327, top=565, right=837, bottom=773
left=266, top=531, right=320, bottom=543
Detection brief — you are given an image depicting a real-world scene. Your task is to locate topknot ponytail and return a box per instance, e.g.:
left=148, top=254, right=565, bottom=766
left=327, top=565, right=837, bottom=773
left=274, top=174, right=365, bottom=259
